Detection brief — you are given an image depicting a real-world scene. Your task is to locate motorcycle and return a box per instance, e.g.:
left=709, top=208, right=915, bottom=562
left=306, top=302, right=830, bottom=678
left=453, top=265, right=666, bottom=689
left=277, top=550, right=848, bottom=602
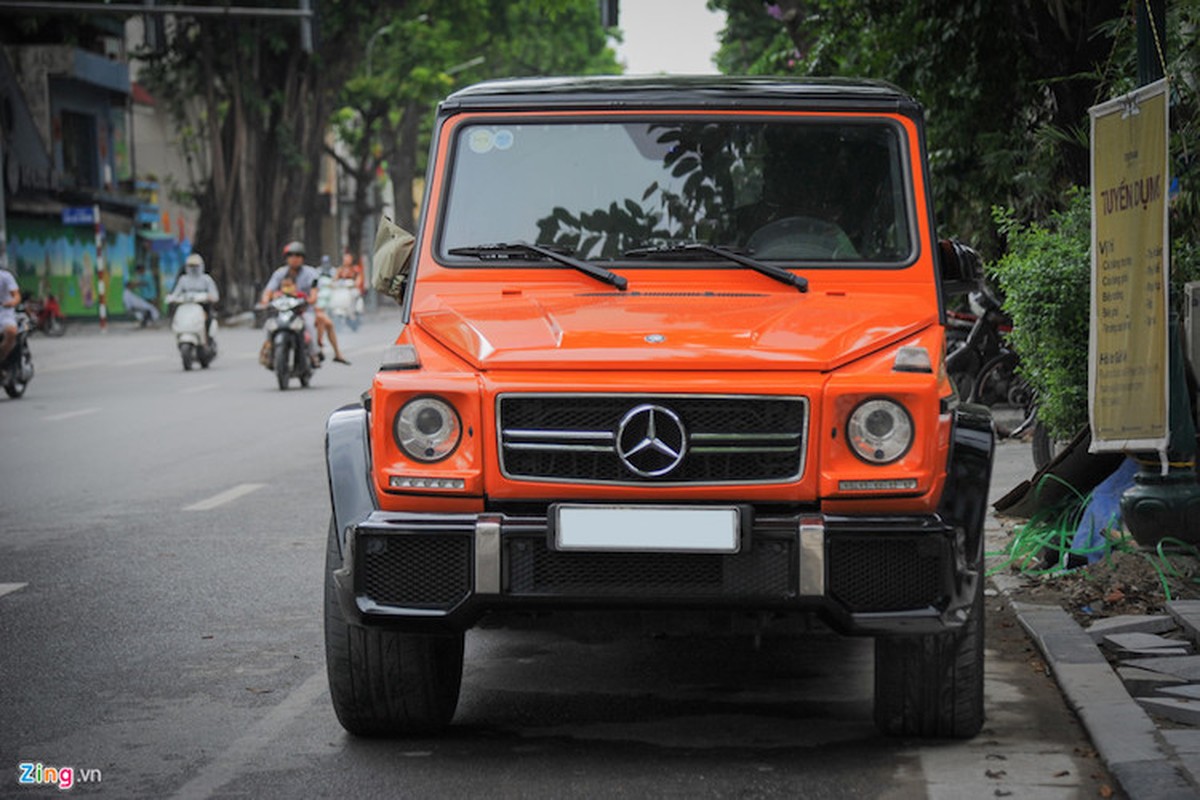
left=1, top=304, right=34, bottom=398
left=261, top=294, right=319, bottom=390
left=328, top=278, right=361, bottom=331
left=167, top=290, right=218, bottom=371
left=22, top=293, right=66, bottom=336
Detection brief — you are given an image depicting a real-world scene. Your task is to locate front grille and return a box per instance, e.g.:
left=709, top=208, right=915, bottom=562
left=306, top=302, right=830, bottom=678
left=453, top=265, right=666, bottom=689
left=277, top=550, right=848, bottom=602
left=827, top=535, right=945, bottom=612
left=358, top=533, right=471, bottom=608
left=505, top=536, right=794, bottom=599
left=499, top=394, right=807, bottom=485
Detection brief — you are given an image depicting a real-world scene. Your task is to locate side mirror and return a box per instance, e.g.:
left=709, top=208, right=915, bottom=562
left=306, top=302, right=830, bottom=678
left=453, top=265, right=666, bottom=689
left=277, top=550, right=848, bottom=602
left=938, top=238, right=982, bottom=296
left=372, top=216, right=416, bottom=301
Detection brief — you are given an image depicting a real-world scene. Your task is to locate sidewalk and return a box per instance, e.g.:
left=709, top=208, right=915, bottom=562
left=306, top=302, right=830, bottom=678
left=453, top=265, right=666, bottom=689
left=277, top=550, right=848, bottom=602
left=987, top=441, right=1200, bottom=800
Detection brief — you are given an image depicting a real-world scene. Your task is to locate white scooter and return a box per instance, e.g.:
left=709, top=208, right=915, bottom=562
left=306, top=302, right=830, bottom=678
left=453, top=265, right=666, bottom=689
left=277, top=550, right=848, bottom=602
left=328, top=278, right=360, bottom=331
left=168, top=290, right=218, bottom=371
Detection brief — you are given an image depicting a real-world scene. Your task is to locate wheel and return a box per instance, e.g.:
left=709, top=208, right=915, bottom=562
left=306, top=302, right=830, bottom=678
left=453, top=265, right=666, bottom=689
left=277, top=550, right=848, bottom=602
left=323, top=518, right=464, bottom=736
left=873, top=567, right=985, bottom=738
left=198, top=345, right=212, bottom=369
left=1031, top=420, right=1064, bottom=470
left=3, top=345, right=32, bottom=398
left=180, top=342, right=195, bottom=371
left=969, top=352, right=1032, bottom=438
left=274, top=339, right=291, bottom=390
left=300, top=370, right=311, bottom=388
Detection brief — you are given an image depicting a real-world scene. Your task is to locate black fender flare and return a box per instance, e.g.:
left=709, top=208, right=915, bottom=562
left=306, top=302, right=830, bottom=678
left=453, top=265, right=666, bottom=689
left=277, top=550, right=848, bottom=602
left=325, top=403, right=379, bottom=559
left=937, top=403, right=995, bottom=615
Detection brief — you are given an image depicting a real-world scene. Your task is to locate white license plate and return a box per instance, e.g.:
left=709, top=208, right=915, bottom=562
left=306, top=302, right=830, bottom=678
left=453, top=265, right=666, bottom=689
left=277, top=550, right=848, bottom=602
left=553, top=505, right=741, bottom=553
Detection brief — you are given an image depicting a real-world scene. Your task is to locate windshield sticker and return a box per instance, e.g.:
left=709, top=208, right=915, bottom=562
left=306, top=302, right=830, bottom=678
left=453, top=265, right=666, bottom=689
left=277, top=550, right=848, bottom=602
left=467, top=129, right=494, bottom=154
left=493, top=129, right=514, bottom=150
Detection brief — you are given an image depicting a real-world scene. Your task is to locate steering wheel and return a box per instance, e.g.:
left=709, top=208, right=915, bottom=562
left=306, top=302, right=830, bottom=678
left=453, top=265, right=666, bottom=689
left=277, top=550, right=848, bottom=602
left=746, top=216, right=858, bottom=260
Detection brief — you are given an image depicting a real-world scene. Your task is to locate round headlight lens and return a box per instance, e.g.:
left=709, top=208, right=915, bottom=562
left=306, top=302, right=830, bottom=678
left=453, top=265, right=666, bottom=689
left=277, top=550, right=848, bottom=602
left=395, top=397, right=461, bottom=462
left=847, top=399, right=913, bottom=464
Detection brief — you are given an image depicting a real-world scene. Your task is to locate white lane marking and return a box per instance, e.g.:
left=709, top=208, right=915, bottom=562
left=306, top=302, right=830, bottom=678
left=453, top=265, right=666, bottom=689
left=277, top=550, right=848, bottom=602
left=114, top=355, right=168, bottom=367
left=0, top=583, right=28, bottom=599
left=43, top=407, right=100, bottom=422
left=169, top=670, right=327, bottom=800
left=179, top=382, right=220, bottom=395
left=183, top=483, right=266, bottom=511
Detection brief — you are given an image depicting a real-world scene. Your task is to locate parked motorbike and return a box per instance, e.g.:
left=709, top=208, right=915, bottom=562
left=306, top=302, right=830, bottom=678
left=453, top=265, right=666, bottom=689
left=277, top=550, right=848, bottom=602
left=328, top=278, right=361, bottom=331
left=261, top=294, right=318, bottom=390
left=22, top=292, right=66, bottom=337
left=167, top=290, right=218, bottom=371
left=1, top=304, right=34, bottom=398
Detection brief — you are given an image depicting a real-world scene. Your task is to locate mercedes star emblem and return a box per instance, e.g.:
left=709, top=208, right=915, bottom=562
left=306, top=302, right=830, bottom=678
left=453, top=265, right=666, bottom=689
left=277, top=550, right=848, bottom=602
left=615, top=404, right=687, bottom=477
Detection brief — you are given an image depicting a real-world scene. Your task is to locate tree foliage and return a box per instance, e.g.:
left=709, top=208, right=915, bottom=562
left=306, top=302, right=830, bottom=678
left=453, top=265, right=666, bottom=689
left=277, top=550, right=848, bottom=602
left=710, top=0, right=1125, bottom=254
left=137, top=3, right=388, bottom=306
left=333, top=0, right=620, bottom=258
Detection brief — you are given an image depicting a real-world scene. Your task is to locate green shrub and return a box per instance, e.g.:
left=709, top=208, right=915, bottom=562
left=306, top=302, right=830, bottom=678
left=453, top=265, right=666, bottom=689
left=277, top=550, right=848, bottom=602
left=988, top=188, right=1091, bottom=440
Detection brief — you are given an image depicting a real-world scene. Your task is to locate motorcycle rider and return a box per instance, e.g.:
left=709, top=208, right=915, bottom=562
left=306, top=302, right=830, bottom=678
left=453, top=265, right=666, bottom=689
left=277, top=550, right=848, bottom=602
left=170, top=253, right=220, bottom=345
left=261, top=242, right=349, bottom=365
left=0, top=265, right=20, bottom=364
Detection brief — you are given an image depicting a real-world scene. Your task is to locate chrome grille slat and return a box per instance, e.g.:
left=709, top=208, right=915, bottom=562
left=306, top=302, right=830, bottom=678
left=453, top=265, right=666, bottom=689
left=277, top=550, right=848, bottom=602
left=498, top=394, right=807, bottom=485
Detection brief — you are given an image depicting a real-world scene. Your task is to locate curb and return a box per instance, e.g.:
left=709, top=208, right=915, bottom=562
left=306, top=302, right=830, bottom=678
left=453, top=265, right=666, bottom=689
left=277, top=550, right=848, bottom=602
left=991, top=570, right=1200, bottom=799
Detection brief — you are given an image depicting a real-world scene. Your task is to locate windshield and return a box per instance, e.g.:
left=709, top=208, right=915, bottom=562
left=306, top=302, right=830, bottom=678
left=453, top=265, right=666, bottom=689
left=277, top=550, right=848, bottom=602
left=438, top=117, right=914, bottom=265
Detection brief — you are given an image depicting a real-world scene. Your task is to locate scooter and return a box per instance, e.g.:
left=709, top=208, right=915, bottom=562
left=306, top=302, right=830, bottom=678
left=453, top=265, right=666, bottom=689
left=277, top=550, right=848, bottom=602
left=328, top=278, right=360, bottom=331
left=167, top=290, right=218, bottom=371
left=262, top=294, right=318, bottom=390
left=1, top=305, right=34, bottom=398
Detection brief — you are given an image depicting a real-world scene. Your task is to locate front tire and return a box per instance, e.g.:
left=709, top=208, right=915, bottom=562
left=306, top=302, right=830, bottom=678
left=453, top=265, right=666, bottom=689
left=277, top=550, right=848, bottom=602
left=323, top=518, right=464, bottom=737
left=873, top=568, right=985, bottom=738
left=274, top=338, right=291, bottom=390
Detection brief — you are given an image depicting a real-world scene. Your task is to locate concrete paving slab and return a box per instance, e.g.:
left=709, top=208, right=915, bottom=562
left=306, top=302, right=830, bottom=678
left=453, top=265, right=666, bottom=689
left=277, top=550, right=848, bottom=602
left=1117, top=666, right=1190, bottom=696
left=1162, top=729, right=1200, bottom=755
left=1168, top=601, right=1200, bottom=644
left=1137, top=696, right=1200, bottom=727
left=1087, top=614, right=1178, bottom=642
left=1108, top=760, right=1200, bottom=800
left=1103, top=632, right=1191, bottom=653
left=1158, top=684, right=1200, bottom=701
left=1122, top=656, right=1200, bottom=681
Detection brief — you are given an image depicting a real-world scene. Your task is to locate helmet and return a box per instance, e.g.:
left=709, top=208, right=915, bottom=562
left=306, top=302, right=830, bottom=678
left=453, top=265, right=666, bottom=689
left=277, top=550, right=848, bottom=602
left=283, top=240, right=305, bottom=257
left=185, top=253, right=205, bottom=270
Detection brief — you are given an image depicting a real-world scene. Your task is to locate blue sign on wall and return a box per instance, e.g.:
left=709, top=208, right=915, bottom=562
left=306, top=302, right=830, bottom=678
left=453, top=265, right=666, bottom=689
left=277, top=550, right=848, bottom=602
left=62, top=206, right=97, bottom=225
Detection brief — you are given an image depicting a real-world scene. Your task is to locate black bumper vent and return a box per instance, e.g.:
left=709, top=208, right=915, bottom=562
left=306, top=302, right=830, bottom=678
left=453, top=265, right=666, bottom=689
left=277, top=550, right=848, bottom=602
left=505, top=536, right=794, bottom=599
left=358, top=534, right=471, bottom=609
left=827, top=535, right=946, bottom=612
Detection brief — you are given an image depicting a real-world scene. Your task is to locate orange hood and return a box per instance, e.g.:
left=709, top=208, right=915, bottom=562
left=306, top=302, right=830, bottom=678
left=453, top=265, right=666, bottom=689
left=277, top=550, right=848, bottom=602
left=414, top=289, right=937, bottom=372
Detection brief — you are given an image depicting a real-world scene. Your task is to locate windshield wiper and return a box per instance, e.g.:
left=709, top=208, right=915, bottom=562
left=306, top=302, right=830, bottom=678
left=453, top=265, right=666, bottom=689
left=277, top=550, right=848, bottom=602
left=447, top=242, right=627, bottom=291
left=623, top=242, right=808, bottom=293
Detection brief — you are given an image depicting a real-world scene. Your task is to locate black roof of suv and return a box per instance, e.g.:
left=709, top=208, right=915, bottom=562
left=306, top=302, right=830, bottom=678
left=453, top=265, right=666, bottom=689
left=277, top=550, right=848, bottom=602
left=440, top=75, right=922, bottom=116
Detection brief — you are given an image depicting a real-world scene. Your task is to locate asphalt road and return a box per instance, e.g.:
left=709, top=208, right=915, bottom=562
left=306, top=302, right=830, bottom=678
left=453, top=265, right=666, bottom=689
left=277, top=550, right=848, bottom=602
left=1, top=317, right=1115, bottom=799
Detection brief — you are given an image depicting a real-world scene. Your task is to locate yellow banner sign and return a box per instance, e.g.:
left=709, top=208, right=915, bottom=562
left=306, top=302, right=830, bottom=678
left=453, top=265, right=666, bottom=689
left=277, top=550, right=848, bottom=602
left=1089, top=79, right=1170, bottom=453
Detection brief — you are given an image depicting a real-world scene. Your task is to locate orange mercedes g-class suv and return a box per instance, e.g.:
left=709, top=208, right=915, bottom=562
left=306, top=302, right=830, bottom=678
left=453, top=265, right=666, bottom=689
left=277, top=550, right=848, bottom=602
left=324, top=76, right=993, bottom=739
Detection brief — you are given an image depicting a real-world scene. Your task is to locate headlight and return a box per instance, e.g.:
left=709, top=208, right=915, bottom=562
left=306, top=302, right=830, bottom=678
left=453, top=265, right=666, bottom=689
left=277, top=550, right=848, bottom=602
left=288, top=315, right=305, bottom=332
left=264, top=317, right=278, bottom=332
left=394, top=396, right=461, bottom=462
left=846, top=398, right=913, bottom=464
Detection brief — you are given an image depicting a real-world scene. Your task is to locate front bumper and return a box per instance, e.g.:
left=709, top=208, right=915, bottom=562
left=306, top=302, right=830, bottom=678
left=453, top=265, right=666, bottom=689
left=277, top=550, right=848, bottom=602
left=325, top=402, right=993, bottom=638
left=332, top=510, right=977, bottom=636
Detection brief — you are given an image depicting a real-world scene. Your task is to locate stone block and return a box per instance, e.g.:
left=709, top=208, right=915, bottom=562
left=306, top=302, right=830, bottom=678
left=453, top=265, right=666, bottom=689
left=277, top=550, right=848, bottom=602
left=1087, top=614, right=1177, bottom=642
left=1167, top=600, right=1200, bottom=645
left=1158, top=684, right=1200, bottom=701
left=1117, top=666, right=1189, bottom=697
left=1102, top=632, right=1191, bottom=655
left=1137, top=696, right=1200, bottom=727
left=1122, top=655, right=1200, bottom=681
